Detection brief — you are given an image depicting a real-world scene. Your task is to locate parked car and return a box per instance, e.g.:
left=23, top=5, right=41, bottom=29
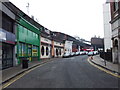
left=75, top=52, right=80, bottom=56
left=93, top=51, right=98, bottom=55
left=80, top=51, right=83, bottom=55
left=70, top=52, right=75, bottom=57
left=63, top=53, right=70, bottom=58
left=87, top=51, right=94, bottom=56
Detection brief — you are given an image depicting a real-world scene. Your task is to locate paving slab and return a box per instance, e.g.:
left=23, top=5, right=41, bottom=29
left=91, top=55, right=120, bottom=74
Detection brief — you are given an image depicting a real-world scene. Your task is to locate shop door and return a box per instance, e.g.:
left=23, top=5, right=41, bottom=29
left=2, top=43, right=13, bottom=69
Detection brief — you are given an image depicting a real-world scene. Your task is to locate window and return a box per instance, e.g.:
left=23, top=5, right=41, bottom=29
left=46, top=47, right=49, bottom=56
left=32, top=46, right=38, bottom=56
left=2, top=13, right=13, bottom=33
left=19, top=43, right=22, bottom=56
left=19, top=43, right=26, bottom=57
left=56, top=49, right=58, bottom=56
left=28, top=45, right=32, bottom=56
left=41, top=46, right=44, bottom=56
left=59, top=49, right=61, bottom=55
left=33, top=33, right=35, bottom=37
left=22, top=43, right=26, bottom=56
left=113, top=2, right=119, bottom=12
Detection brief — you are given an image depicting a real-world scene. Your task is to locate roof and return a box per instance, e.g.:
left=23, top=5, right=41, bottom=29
left=3, top=2, right=43, bottom=29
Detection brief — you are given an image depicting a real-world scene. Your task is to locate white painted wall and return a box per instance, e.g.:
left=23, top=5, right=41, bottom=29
left=64, top=40, right=73, bottom=54
left=40, top=45, right=51, bottom=59
left=103, top=3, right=112, bottom=52
left=54, top=47, right=64, bottom=57
left=54, top=41, right=64, bottom=47
left=40, top=36, right=52, bottom=59
left=41, top=36, right=52, bottom=45
left=54, top=41, right=64, bottom=57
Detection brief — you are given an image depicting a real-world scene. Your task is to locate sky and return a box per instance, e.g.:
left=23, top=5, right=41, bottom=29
left=9, top=0, right=106, bottom=41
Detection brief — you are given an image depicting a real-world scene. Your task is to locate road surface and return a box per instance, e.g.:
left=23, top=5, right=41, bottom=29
left=6, top=55, right=119, bottom=88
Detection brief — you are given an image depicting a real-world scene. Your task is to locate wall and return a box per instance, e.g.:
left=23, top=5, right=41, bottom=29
left=103, top=3, right=112, bottom=52
left=64, top=40, right=73, bottom=54
left=40, top=36, right=52, bottom=59
left=53, top=41, right=64, bottom=57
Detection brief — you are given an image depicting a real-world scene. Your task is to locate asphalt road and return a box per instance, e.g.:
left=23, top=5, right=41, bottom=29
left=6, top=55, right=119, bottom=88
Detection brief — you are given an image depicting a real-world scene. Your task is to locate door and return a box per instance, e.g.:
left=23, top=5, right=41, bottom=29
left=2, top=43, right=13, bottom=69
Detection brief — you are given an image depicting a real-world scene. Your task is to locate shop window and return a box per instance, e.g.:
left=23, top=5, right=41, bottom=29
left=59, top=49, right=61, bottom=55
left=32, top=46, right=38, bottom=56
left=19, top=43, right=22, bottom=56
left=56, top=49, right=58, bottom=56
left=41, top=46, right=44, bottom=56
left=22, top=43, right=26, bottom=56
left=28, top=45, right=32, bottom=56
left=18, top=43, right=27, bottom=57
left=46, top=47, right=49, bottom=56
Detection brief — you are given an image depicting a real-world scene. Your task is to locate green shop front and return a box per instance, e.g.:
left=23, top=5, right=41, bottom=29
left=17, top=17, right=40, bottom=64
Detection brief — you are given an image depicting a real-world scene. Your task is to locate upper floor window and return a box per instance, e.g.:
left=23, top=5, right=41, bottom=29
left=113, top=2, right=119, bottom=12
left=2, top=13, right=13, bottom=33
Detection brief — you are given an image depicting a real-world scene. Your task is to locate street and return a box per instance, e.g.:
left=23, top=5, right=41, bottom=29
left=6, top=55, right=119, bottom=88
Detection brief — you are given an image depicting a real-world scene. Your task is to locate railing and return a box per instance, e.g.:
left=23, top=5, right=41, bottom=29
left=100, top=52, right=112, bottom=62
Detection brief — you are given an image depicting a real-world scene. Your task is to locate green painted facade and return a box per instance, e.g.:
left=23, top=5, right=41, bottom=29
left=17, top=17, right=40, bottom=64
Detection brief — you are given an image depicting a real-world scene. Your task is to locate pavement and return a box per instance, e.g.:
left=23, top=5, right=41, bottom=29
left=2, top=58, right=55, bottom=84
left=90, top=55, right=120, bottom=74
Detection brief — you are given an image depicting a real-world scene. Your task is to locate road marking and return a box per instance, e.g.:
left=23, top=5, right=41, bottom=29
left=87, top=57, right=120, bottom=78
left=2, top=61, right=52, bottom=89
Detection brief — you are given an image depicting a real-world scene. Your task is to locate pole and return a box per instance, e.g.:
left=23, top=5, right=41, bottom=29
left=104, top=52, right=106, bottom=66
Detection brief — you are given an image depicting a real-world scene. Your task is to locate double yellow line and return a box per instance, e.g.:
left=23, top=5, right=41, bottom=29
left=87, top=57, right=120, bottom=78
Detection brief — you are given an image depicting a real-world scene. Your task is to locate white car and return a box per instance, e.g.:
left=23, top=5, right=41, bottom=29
left=63, top=53, right=70, bottom=58
left=93, top=51, right=98, bottom=55
left=70, top=52, right=75, bottom=57
left=79, top=51, right=84, bottom=55
left=88, top=52, right=94, bottom=56
left=75, top=52, right=80, bottom=55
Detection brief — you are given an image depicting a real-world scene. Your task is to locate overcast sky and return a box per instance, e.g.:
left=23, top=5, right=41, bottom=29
left=9, top=0, right=106, bottom=41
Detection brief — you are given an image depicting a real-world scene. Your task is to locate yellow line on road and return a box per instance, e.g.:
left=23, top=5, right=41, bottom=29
left=87, top=57, right=120, bottom=78
left=2, top=61, right=50, bottom=89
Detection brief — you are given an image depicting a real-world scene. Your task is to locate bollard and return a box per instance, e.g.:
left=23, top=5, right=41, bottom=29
left=91, top=56, right=93, bottom=60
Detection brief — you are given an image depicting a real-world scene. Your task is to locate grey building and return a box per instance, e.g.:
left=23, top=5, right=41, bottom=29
left=0, top=2, right=16, bottom=69
left=110, top=1, right=120, bottom=64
